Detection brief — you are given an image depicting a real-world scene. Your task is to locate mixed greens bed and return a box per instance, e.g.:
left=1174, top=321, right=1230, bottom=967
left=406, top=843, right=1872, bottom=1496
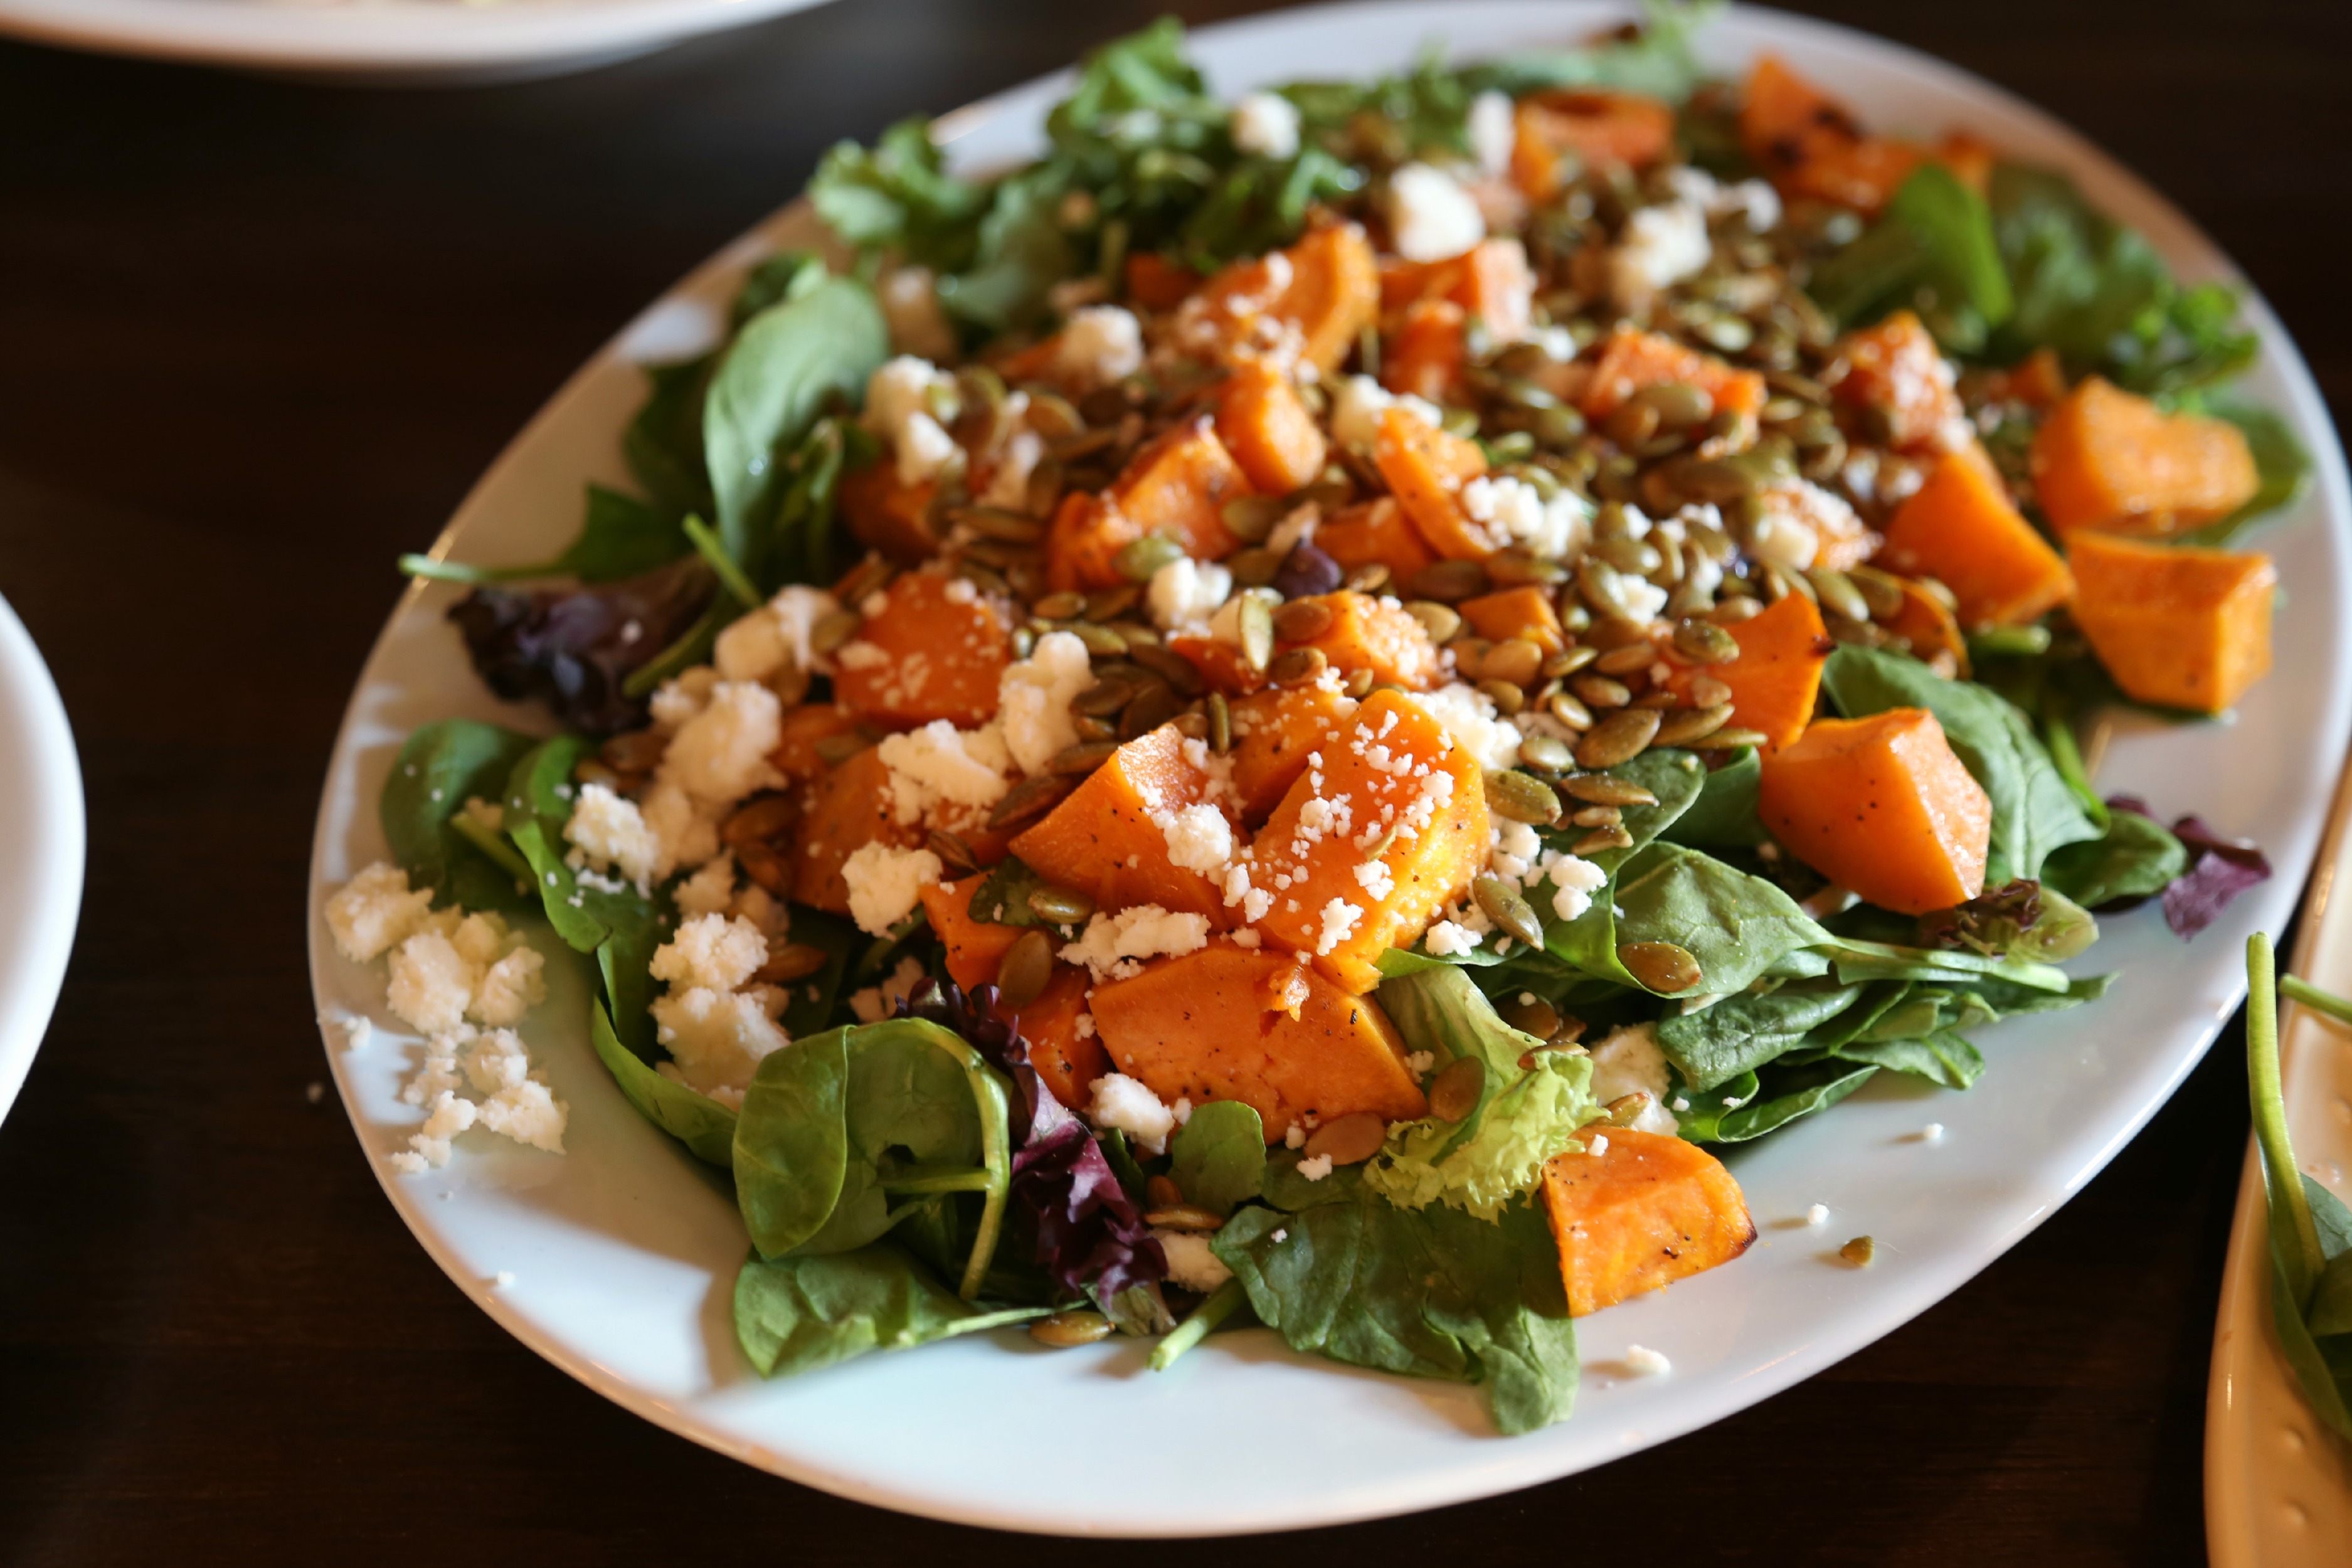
left=332, top=6, right=2311, bottom=1434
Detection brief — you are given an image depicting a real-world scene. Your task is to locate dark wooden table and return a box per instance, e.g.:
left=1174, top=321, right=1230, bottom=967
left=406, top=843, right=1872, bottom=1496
left=1, top=1, right=2344, bottom=1560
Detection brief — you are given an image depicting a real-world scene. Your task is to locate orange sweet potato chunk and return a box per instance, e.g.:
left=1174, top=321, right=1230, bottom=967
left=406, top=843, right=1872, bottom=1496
left=1281, top=593, right=1443, bottom=689
left=2068, top=531, right=2277, bottom=713
left=839, top=465, right=942, bottom=562
left=1374, top=405, right=1493, bottom=561
left=918, top=877, right=1021, bottom=991
left=1187, top=224, right=1380, bottom=378
left=1248, top=690, right=1490, bottom=992
left=791, top=746, right=916, bottom=915
left=1216, top=361, right=1328, bottom=495
left=1882, top=576, right=1969, bottom=677
left=1874, top=449, right=2074, bottom=627
left=1540, top=1128, right=1756, bottom=1316
left=1510, top=89, right=1677, bottom=199
left=1227, top=685, right=1361, bottom=824
left=1740, top=53, right=1924, bottom=217
left=1020, top=967, right=1108, bottom=1110
left=831, top=571, right=1013, bottom=730
left=1045, top=419, right=1250, bottom=591
left=1665, top=590, right=1833, bottom=750
left=1579, top=325, right=1766, bottom=421
left=1834, top=310, right=1964, bottom=453
left=1091, top=939, right=1428, bottom=1140
left=1315, top=497, right=1438, bottom=583
left=770, top=704, right=865, bottom=788
left=1758, top=707, right=1991, bottom=915
left=1009, top=723, right=1232, bottom=921
left=1168, top=635, right=1268, bottom=697
left=1125, top=252, right=1203, bottom=310
left=1381, top=298, right=1468, bottom=401
left=2031, top=376, right=2260, bottom=536
left=1459, top=585, right=1567, bottom=655
left=1380, top=238, right=1535, bottom=347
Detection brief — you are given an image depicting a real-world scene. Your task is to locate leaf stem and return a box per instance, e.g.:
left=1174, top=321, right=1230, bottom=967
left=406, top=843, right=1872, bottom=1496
left=621, top=602, right=722, bottom=700
left=1150, top=1277, right=1245, bottom=1372
left=398, top=553, right=544, bottom=586
left=2249, top=933, right=2324, bottom=1303
left=681, top=514, right=762, bottom=608
left=450, top=813, right=534, bottom=886
left=2280, top=973, right=2352, bottom=1028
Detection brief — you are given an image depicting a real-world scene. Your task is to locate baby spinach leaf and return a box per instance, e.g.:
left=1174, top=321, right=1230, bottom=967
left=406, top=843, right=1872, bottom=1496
left=1655, top=981, right=1864, bottom=1093
left=812, top=117, right=989, bottom=271
left=704, top=276, right=889, bottom=588
left=1827, top=937, right=2070, bottom=994
left=731, top=252, right=830, bottom=331
left=1168, top=1101, right=1265, bottom=1216
left=2178, top=399, right=2312, bottom=547
left=1662, top=747, right=1764, bottom=847
left=589, top=1001, right=735, bottom=1168
left=1821, top=645, right=2100, bottom=881
left=1611, top=843, right=1831, bottom=997
left=1365, top=966, right=1594, bottom=1219
left=1828, top=1030, right=1984, bottom=1089
left=397, top=484, right=691, bottom=590
left=776, top=906, right=862, bottom=1038
left=1213, top=1165, right=1579, bottom=1435
left=625, top=354, right=716, bottom=521
left=1456, top=0, right=1715, bottom=102
left=734, top=1243, right=1046, bottom=1380
left=733, top=1019, right=1014, bottom=1300
left=2042, top=808, right=2188, bottom=909
left=380, top=719, right=539, bottom=914
left=1683, top=1061, right=1880, bottom=1145
left=1812, top=164, right=2011, bottom=345
left=933, top=172, right=1074, bottom=335
left=1544, top=748, right=1708, bottom=987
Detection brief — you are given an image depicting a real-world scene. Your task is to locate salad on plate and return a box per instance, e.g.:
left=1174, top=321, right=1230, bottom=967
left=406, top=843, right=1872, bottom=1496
left=325, top=6, right=2307, bottom=1434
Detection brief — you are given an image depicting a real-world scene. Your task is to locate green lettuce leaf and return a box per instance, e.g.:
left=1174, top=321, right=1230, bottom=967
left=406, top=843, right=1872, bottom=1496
left=379, top=719, right=539, bottom=914
left=588, top=1001, right=735, bottom=1169
left=734, top=1243, right=1045, bottom=1379
left=1168, top=1100, right=1266, bottom=1216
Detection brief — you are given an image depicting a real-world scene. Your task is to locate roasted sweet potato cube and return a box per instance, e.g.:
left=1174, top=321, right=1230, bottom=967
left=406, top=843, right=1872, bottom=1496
left=1380, top=298, right=1468, bottom=401
left=918, top=876, right=1022, bottom=991
left=1045, top=419, right=1249, bottom=591
left=1246, top=689, right=1490, bottom=992
left=1314, top=497, right=1438, bottom=583
left=1379, top=238, right=1535, bottom=345
left=1663, top=590, right=1832, bottom=750
left=1579, top=325, right=1766, bottom=421
left=790, top=746, right=916, bottom=916
left=1216, top=361, right=1328, bottom=494
left=1090, top=940, right=1427, bottom=1140
left=1227, top=685, right=1362, bottom=824
left=2069, top=531, right=2275, bottom=713
left=839, top=465, right=942, bottom=563
left=1374, top=405, right=1493, bottom=561
left=1758, top=707, right=1991, bottom=916
left=1125, top=252, right=1202, bottom=310
left=1279, top=592, right=1443, bottom=689
left=1511, top=89, right=1677, bottom=199
left=1168, top=635, right=1267, bottom=697
left=1540, top=1128, right=1756, bottom=1316
left=830, top=571, right=1013, bottom=730
left=1020, top=966, right=1108, bottom=1110
left=1185, top=225, right=1380, bottom=378
left=2031, top=376, right=2260, bottom=536
left=1875, top=449, right=2074, bottom=628
left=1833, top=310, right=1964, bottom=453
left=1458, top=585, right=1567, bottom=655
left=1009, top=723, right=1232, bottom=921
left=1739, top=53, right=1926, bottom=217
left=769, top=704, right=866, bottom=788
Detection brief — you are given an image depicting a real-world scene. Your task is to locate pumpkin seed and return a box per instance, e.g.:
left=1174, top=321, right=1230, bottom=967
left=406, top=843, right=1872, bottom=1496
left=1845, top=564, right=1909, bottom=621
left=1111, top=532, right=1183, bottom=584
left=810, top=607, right=864, bottom=655
left=1271, top=598, right=1335, bottom=642
left=1410, top=559, right=1490, bottom=603
left=1086, top=583, right=1143, bottom=622
left=1691, top=726, right=1769, bottom=750
left=1575, top=707, right=1662, bottom=768
left=1576, top=558, right=1641, bottom=620
left=1427, top=1056, right=1486, bottom=1123
left=1594, top=536, right=1662, bottom=576
left=813, top=730, right=870, bottom=766
left=1484, top=769, right=1564, bottom=825
left=1121, top=682, right=1185, bottom=738
left=1073, top=713, right=1117, bottom=743
left=1571, top=673, right=1631, bottom=709
left=1207, top=691, right=1232, bottom=753
left=1237, top=595, right=1274, bottom=671
left=1602, top=1091, right=1655, bottom=1127
left=1478, top=679, right=1527, bottom=716
left=1569, top=804, right=1623, bottom=829
left=1499, top=996, right=1561, bottom=1039
left=1618, top=940, right=1703, bottom=993
left=1710, top=594, right=1765, bottom=624
left=1806, top=568, right=1870, bottom=624
left=1518, top=734, right=1575, bottom=773
left=1344, top=563, right=1392, bottom=595
left=988, top=773, right=1077, bottom=830
left=1145, top=1175, right=1184, bottom=1209
left=755, top=943, right=831, bottom=985
left=1472, top=874, right=1544, bottom=947
left=1030, top=1310, right=1115, bottom=1348
left=1026, top=885, right=1096, bottom=926
left=926, top=830, right=979, bottom=875
left=1486, top=549, right=1569, bottom=587
left=1126, top=641, right=1205, bottom=697
left=1573, top=824, right=1634, bottom=854
left=1548, top=691, right=1596, bottom=730
left=1049, top=739, right=1121, bottom=775
left=1687, top=674, right=1733, bottom=707
left=1268, top=647, right=1328, bottom=688
left=1343, top=667, right=1375, bottom=699
left=1440, top=408, right=1480, bottom=441
left=1671, top=617, right=1740, bottom=664
left=1482, top=637, right=1545, bottom=687
left=1143, top=1204, right=1227, bottom=1233
left=998, top=929, right=1056, bottom=1008
left=1840, top=1236, right=1876, bottom=1268
left=1072, top=622, right=1129, bottom=658
left=834, top=555, right=896, bottom=608
left=1171, top=709, right=1210, bottom=741
left=1604, top=400, right=1661, bottom=447
left=961, top=507, right=1046, bottom=544
left=1698, top=314, right=1754, bottom=354
left=1303, top=1110, right=1389, bottom=1166
left=1073, top=675, right=1137, bottom=717
left=1220, top=494, right=1288, bottom=543
left=1227, top=546, right=1285, bottom=587
left=1592, top=640, right=1658, bottom=677
left=1404, top=600, right=1463, bottom=644
left=1653, top=702, right=1734, bottom=747
left=1561, top=770, right=1655, bottom=808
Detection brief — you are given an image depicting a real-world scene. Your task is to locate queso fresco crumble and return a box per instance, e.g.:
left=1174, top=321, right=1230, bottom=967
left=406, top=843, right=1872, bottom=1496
left=325, top=11, right=2292, bottom=1429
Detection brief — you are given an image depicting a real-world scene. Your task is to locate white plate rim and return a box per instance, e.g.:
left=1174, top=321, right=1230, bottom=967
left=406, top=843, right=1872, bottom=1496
left=0, top=593, right=84, bottom=1126
left=0, top=0, right=834, bottom=75
left=305, top=0, right=2352, bottom=1535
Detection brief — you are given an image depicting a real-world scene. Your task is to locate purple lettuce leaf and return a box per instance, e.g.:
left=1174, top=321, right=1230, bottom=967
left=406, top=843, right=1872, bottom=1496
left=447, top=556, right=715, bottom=736
left=896, top=978, right=1165, bottom=1300
left=2107, top=795, right=2274, bottom=940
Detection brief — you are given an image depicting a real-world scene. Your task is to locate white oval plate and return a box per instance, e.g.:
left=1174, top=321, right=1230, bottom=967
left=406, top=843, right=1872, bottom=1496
left=0, top=593, right=83, bottom=1126
left=2206, top=761, right=2352, bottom=1562
left=308, top=1, right=2352, bottom=1535
left=0, top=0, right=837, bottom=82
